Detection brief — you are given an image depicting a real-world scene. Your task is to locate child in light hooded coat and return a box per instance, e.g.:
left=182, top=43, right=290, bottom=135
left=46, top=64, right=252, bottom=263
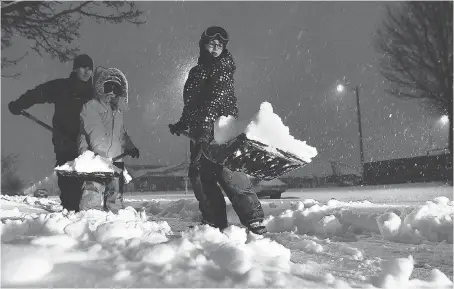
left=78, top=66, right=139, bottom=211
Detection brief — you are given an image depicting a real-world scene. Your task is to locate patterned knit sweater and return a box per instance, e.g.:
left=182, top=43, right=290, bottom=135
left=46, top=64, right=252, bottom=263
left=179, top=50, right=238, bottom=140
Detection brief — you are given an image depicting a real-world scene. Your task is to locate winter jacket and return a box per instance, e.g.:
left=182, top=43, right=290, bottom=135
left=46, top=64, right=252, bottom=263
left=10, top=72, right=93, bottom=155
left=179, top=50, right=238, bottom=141
left=78, top=67, right=135, bottom=160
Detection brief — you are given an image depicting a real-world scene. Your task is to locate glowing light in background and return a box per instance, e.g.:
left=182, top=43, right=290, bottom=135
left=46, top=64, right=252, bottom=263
left=440, top=115, right=449, bottom=126
left=330, top=82, right=352, bottom=109
left=336, top=84, right=345, bottom=93
left=143, top=53, right=197, bottom=125
left=434, top=114, right=450, bottom=131
left=174, top=60, right=196, bottom=90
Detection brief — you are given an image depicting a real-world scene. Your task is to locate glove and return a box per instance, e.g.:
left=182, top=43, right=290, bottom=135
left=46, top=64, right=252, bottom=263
left=169, top=121, right=187, bottom=136
left=8, top=101, right=22, bottom=115
left=126, top=147, right=140, bottom=158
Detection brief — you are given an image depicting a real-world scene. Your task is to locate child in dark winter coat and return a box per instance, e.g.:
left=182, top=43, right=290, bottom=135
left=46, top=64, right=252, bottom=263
left=169, top=26, right=267, bottom=234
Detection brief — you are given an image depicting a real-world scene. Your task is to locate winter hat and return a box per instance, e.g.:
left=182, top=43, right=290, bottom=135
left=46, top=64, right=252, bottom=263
left=200, top=26, right=229, bottom=46
left=73, top=54, right=94, bottom=70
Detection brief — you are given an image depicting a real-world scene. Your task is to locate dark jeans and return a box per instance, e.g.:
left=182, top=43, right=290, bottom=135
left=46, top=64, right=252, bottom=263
left=189, top=141, right=264, bottom=229
left=56, top=152, right=82, bottom=212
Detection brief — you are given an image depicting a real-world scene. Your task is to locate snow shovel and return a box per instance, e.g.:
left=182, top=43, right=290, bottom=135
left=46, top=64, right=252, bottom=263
left=55, top=151, right=132, bottom=179
left=177, top=130, right=308, bottom=181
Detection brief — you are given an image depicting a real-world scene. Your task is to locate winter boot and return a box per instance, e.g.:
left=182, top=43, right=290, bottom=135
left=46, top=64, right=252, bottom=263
left=189, top=219, right=228, bottom=232
left=247, top=221, right=268, bottom=235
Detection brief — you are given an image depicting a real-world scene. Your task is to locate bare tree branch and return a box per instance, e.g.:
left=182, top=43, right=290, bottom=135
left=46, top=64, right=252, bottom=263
left=1, top=71, right=21, bottom=79
left=1, top=1, right=145, bottom=71
left=1, top=52, right=28, bottom=77
left=375, top=1, right=453, bottom=154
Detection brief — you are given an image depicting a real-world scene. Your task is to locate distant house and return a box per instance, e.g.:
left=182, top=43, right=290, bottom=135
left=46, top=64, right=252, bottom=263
left=281, top=176, right=316, bottom=188
left=125, top=163, right=189, bottom=192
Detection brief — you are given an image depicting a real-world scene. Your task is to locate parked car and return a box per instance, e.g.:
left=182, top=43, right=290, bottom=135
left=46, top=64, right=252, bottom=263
left=251, top=177, right=288, bottom=199
left=33, top=189, right=48, bottom=198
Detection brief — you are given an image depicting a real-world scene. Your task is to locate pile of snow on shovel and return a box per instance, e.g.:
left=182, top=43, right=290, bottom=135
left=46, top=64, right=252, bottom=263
left=55, top=151, right=115, bottom=173
left=214, top=102, right=317, bottom=163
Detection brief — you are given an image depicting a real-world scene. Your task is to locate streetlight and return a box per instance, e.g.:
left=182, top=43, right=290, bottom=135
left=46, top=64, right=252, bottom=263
left=336, top=84, right=345, bottom=93
left=440, top=115, right=449, bottom=126
left=428, top=115, right=450, bottom=155
left=336, top=83, right=365, bottom=181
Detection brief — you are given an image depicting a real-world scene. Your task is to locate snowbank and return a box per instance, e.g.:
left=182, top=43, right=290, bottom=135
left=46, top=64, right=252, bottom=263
left=376, top=196, right=453, bottom=244
left=1, top=195, right=62, bottom=214
left=214, top=102, right=317, bottom=163
left=264, top=197, right=453, bottom=244
left=1, top=204, right=295, bottom=287
left=3, top=195, right=452, bottom=245
left=1, top=194, right=452, bottom=288
left=369, top=255, right=453, bottom=288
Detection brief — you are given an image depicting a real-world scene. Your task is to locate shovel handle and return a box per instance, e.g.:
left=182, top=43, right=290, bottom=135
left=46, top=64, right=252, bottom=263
left=112, top=151, right=130, bottom=162
left=21, top=110, right=53, bottom=132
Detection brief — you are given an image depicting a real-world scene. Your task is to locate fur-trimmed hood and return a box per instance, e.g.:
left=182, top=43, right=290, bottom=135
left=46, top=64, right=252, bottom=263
left=92, top=66, right=128, bottom=105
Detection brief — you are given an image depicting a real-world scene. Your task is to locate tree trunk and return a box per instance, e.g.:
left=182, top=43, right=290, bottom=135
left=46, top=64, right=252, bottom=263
left=449, top=109, right=453, bottom=155
left=448, top=105, right=453, bottom=186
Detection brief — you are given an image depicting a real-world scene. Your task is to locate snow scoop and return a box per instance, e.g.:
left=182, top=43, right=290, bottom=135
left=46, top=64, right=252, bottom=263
left=178, top=130, right=308, bottom=181
left=55, top=151, right=133, bottom=179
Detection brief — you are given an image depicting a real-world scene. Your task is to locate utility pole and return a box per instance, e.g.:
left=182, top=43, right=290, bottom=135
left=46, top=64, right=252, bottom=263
left=354, top=85, right=365, bottom=182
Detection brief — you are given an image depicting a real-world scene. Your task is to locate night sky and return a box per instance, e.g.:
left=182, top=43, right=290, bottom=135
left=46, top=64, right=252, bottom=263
left=1, top=2, right=449, bottom=185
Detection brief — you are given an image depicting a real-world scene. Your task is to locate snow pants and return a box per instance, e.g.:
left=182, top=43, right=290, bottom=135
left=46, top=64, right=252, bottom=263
left=79, top=162, right=125, bottom=212
left=189, top=141, right=265, bottom=230
left=56, top=152, right=83, bottom=212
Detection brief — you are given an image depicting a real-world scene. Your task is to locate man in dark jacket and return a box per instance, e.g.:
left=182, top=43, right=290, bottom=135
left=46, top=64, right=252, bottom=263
left=8, top=54, right=94, bottom=212
left=169, top=26, right=267, bottom=235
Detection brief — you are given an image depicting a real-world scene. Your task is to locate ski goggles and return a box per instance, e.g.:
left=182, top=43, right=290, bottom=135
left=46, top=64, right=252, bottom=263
left=104, top=81, right=122, bottom=96
left=207, top=41, right=224, bottom=50
left=203, top=27, right=229, bottom=42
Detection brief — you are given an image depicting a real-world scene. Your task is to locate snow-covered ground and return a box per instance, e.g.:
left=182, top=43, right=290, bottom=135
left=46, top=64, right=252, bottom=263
left=1, top=183, right=453, bottom=288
